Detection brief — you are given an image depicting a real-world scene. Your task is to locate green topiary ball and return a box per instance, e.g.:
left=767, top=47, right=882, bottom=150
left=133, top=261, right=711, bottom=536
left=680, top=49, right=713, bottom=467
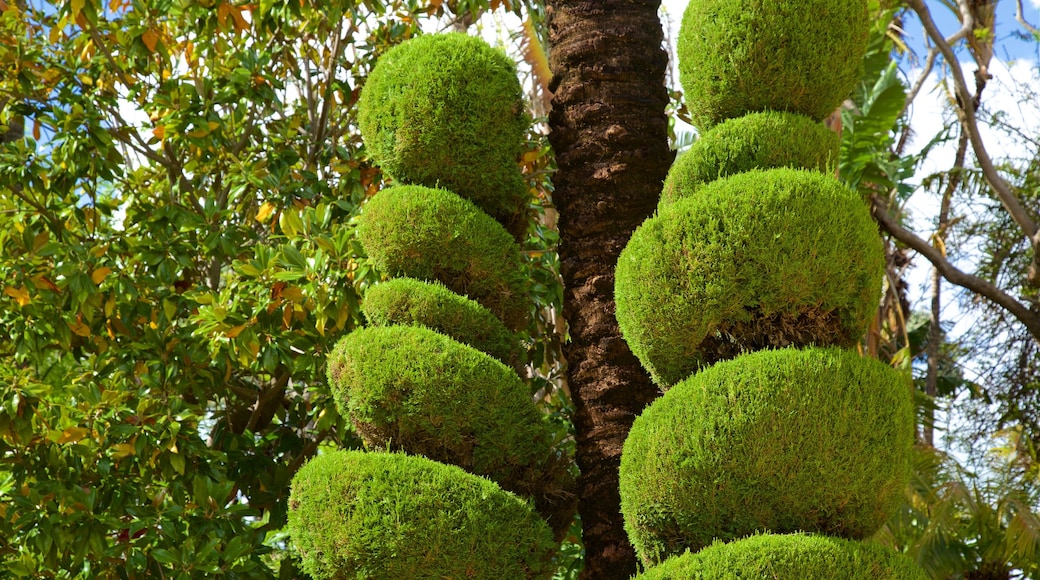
left=362, top=277, right=524, bottom=371
left=288, top=450, right=557, bottom=580
left=358, top=185, right=531, bottom=332
left=358, top=33, right=530, bottom=230
left=660, top=111, right=839, bottom=210
left=619, top=347, right=915, bottom=566
left=634, top=534, right=927, bottom=579
left=615, top=168, right=883, bottom=387
left=678, top=0, right=869, bottom=129
left=327, top=325, right=576, bottom=538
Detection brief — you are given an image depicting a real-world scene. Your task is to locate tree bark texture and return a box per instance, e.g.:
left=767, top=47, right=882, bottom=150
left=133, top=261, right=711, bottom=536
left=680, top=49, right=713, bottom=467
left=545, top=3, right=673, bottom=578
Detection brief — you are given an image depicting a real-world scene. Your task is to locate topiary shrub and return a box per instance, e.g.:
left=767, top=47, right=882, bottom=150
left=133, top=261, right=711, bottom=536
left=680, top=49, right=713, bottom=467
left=678, top=0, right=869, bottom=129
left=619, top=347, right=914, bottom=566
left=288, top=450, right=557, bottom=580
left=362, top=277, right=523, bottom=370
left=358, top=33, right=530, bottom=233
left=659, top=111, right=839, bottom=210
left=358, top=185, right=531, bottom=332
left=615, top=168, right=883, bottom=387
left=634, top=533, right=928, bottom=580
left=327, top=325, right=576, bottom=538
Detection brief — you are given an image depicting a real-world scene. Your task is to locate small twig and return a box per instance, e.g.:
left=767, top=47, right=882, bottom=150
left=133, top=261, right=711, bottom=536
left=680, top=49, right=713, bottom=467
left=1016, top=0, right=1040, bottom=38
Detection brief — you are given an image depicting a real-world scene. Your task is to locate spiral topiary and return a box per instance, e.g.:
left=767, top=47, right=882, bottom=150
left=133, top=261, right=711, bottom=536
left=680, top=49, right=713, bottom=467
left=619, top=347, right=914, bottom=566
left=634, top=534, right=928, bottom=580
left=615, top=167, right=883, bottom=387
left=659, top=111, right=839, bottom=210
left=358, top=185, right=531, bottom=332
left=327, top=325, right=576, bottom=538
left=678, top=0, right=869, bottom=129
left=362, top=277, right=523, bottom=370
left=288, top=450, right=557, bottom=580
left=358, top=33, right=530, bottom=234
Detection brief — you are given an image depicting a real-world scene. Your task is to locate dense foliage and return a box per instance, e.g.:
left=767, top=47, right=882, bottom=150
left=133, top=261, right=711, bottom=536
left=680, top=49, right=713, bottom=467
left=616, top=168, right=884, bottom=387
left=634, top=533, right=928, bottom=580
left=620, top=347, right=914, bottom=565
left=287, top=450, right=557, bottom=580
left=659, top=111, right=839, bottom=209
left=677, top=0, right=869, bottom=128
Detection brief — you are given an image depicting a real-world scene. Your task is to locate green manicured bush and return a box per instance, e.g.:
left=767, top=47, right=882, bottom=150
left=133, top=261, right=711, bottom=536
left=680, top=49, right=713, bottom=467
left=362, top=277, right=523, bottom=370
left=660, top=111, right=839, bottom=209
left=678, top=0, right=869, bottom=129
left=635, top=534, right=927, bottom=579
left=288, top=450, right=557, bottom=580
left=358, top=185, right=531, bottom=331
left=619, top=347, right=914, bottom=566
left=358, top=32, right=529, bottom=229
left=615, top=168, right=883, bottom=387
left=327, top=325, right=576, bottom=537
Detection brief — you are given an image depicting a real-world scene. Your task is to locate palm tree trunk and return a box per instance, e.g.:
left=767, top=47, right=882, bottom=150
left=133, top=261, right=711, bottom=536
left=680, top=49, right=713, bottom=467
left=545, top=2, right=673, bottom=577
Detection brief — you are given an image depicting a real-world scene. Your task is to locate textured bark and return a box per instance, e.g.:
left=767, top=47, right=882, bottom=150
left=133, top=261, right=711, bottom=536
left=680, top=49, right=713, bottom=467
left=545, top=3, right=673, bottom=578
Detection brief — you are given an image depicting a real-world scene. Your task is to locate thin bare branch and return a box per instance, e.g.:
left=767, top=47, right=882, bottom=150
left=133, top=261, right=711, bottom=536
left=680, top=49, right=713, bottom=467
left=1016, top=0, right=1040, bottom=38
left=871, top=194, right=1040, bottom=341
left=902, top=46, right=939, bottom=119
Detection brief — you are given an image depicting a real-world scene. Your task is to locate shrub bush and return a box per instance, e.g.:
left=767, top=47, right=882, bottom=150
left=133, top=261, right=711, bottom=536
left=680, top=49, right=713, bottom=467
left=659, top=111, right=839, bottom=209
left=362, top=277, right=523, bottom=370
left=619, top=347, right=915, bottom=566
left=678, top=0, right=869, bottom=129
left=358, top=185, right=531, bottom=332
left=288, top=450, right=557, bottom=580
left=615, top=168, right=883, bottom=387
left=635, top=533, right=927, bottom=579
left=327, top=325, right=576, bottom=537
left=358, top=33, right=529, bottom=230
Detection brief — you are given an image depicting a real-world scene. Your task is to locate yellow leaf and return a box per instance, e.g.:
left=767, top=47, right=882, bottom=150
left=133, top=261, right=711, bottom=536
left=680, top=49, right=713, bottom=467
left=152, top=125, right=165, bottom=141
left=231, top=5, right=249, bottom=32
left=4, top=286, right=31, bottom=307
left=77, top=74, right=94, bottom=86
left=91, top=266, right=112, bottom=285
left=225, top=323, right=247, bottom=338
left=256, top=201, right=276, bottom=223
left=70, top=0, right=85, bottom=20
left=141, top=29, right=159, bottom=53
left=217, top=2, right=231, bottom=27
left=68, top=320, right=91, bottom=337
left=58, top=427, right=89, bottom=444
left=281, top=286, right=304, bottom=303
left=111, top=442, right=135, bottom=459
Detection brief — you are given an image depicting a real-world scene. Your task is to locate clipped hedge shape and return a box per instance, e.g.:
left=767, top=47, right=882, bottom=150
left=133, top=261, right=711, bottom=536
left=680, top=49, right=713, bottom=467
left=635, top=534, right=927, bottom=580
left=615, top=168, right=883, bottom=387
left=327, top=325, right=576, bottom=538
left=358, top=32, right=529, bottom=230
left=288, top=450, right=557, bottom=580
left=358, top=185, right=531, bottom=332
left=678, top=0, right=869, bottom=129
left=659, top=111, right=839, bottom=209
left=619, top=347, right=914, bottom=566
left=362, top=277, right=523, bottom=370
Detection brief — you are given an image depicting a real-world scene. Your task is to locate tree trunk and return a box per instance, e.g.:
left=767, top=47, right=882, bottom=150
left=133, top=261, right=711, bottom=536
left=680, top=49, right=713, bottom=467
left=545, top=3, right=673, bottom=578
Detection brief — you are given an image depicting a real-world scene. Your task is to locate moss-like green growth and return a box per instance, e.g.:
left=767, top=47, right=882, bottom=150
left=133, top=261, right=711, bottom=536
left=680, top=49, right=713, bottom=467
left=362, top=277, right=523, bottom=370
left=358, top=185, right=531, bottom=332
left=635, top=534, right=927, bottom=579
left=327, top=325, right=576, bottom=538
left=678, top=0, right=869, bottom=129
left=660, top=111, right=839, bottom=210
left=288, top=450, right=557, bottom=580
left=619, top=348, right=914, bottom=566
left=615, top=168, right=883, bottom=387
left=358, top=33, right=529, bottom=229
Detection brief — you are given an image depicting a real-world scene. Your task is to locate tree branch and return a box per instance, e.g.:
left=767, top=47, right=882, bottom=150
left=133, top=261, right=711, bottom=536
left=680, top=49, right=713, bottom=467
left=871, top=194, right=1040, bottom=341
left=1016, top=0, right=1040, bottom=38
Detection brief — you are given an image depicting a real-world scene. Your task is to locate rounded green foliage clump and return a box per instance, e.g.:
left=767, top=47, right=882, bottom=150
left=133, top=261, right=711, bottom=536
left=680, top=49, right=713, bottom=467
left=358, top=185, right=531, bottom=332
left=619, top=348, right=915, bottom=566
left=660, top=111, right=839, bottom=210
left=363, top=277, right=523, bottom=370
left=635, top=534, right=927, bottom=580
left=615, top=168, right=883, bottom=387
left=327, top=325, right=576, bottom=537
left=358, top=33, right=529, bottom=229
left=678, top=0, right=869, bottom=129
left=288, top=450, right=557, bottom=580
